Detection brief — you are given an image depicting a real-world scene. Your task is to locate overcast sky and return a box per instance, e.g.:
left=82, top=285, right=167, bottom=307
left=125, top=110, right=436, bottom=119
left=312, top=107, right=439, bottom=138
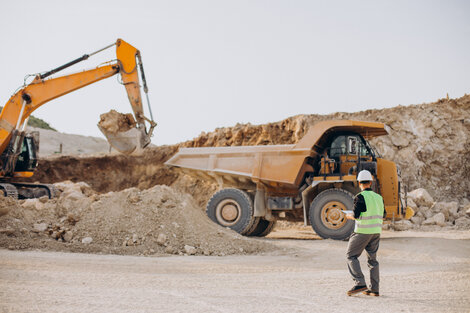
left=1, top=0, right=469, bottom=145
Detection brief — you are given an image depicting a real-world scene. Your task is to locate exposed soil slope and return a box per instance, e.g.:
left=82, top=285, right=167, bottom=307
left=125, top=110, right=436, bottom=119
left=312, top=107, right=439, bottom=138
left=25, top=95, right=470, bottom=205
left=182, top=95, right=470, bottom=202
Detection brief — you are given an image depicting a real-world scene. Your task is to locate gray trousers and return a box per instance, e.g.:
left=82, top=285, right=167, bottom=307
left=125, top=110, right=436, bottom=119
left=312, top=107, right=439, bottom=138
left=346, top=232, right=380, bottom=292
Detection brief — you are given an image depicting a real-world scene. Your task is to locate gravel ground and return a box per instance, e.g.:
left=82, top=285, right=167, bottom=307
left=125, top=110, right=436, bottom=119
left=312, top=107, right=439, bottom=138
left=0, top=230, right=469, bottom=313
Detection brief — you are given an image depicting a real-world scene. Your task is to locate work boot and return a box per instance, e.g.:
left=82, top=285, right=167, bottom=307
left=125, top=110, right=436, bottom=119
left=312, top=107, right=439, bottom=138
left=363, top=289, right=380, bottom=297
left=347, top=285, right=367, bottom=296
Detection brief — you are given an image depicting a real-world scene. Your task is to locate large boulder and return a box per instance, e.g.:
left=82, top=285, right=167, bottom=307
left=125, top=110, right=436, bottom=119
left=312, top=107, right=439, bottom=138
left=390, top=136, right=410, bottom=148
left=408, top=188, right=434, bottom=208
left=434, top=201, right=459, bottom=220
left=54, top=181, right=93, bottom=217
left=32, top=223, right=48, bottom=233
left=392, top=220, right=413, bottom=231
left=21, top=199, right=39, bottom=210
left=184, top=245, right=197, bottom=255
left=406, top=198, right=418, bottom=211
left=465, top=205, right=470, bottom=217
left=422, top=212, right=446, bottom=226
left=454, top=217, right=470, bottom=229
left=410, top=216, right=425, bottom=225
left=422, top=207, right=434, bottom=219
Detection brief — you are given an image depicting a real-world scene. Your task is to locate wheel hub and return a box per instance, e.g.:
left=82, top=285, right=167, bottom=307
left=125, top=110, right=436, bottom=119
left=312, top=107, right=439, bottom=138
left=215, top=199, right=241, bottom=227
left=321, top=201, right=348, bottom=230
left=221, top=204, right=238, bottom=221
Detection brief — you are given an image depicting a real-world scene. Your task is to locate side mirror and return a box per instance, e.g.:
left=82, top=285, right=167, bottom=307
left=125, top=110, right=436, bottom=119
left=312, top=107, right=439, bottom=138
left=348, top=136, right=357, bottom=154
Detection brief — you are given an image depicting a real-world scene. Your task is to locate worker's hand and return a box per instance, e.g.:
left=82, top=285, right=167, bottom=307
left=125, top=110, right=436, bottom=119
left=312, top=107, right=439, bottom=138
left=345, top=214, right=355, bottom=220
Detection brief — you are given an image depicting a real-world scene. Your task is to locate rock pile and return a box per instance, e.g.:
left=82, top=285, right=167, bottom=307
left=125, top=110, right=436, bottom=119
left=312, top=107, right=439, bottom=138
left=391, top=188, right=470, bottom=231
left=0, top=181, right=274, bottom=256
left=98, top=110, right=136, bottom=133
left=184, top=95, right=470, bottom=204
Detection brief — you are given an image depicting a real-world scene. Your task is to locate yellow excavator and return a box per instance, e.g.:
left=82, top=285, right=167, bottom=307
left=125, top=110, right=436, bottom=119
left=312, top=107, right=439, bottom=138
left=0, top=39, right=156, bottom=199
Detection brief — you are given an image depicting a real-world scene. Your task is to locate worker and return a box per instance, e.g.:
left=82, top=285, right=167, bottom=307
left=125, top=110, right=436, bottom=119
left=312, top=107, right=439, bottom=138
left=345, top=170, right=385, bottom=296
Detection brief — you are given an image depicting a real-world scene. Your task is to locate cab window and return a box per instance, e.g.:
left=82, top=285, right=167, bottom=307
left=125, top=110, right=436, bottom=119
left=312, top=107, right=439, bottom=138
left=329, top=135, right=371, bottom=157
left=330, top=136, right=346, bottom=158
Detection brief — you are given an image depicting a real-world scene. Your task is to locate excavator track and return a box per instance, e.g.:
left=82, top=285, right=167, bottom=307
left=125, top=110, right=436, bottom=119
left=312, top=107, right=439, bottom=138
left=11, top=183, right=59, bottom=199
left=0, top=183, right=19, bottom=199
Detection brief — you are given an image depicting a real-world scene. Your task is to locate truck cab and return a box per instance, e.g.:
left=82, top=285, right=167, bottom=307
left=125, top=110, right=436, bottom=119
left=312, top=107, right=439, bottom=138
left=318, top=132, right=377, bottom=182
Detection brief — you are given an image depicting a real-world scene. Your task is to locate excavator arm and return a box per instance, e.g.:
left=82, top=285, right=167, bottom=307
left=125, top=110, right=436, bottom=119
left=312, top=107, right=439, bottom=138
left=0, top=39, right=156, bottom=178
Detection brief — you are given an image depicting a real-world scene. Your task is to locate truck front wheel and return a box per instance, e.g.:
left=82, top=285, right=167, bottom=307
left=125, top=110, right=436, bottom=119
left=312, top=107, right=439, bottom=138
left=206, top=188, right=258, bottom=235
left=309, top=188, right=355, bottom=240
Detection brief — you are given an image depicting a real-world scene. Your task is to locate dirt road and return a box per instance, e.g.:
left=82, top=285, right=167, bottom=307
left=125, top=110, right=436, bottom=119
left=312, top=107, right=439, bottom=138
left=1, top=230, right=469, bottom=313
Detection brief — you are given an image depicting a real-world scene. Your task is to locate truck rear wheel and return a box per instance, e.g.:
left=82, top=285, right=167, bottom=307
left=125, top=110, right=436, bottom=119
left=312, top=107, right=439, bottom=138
left=247, top=219, right=276, bottom=237
left=206, top=188, right=258, bottom=235
left=309, top=188, right=355, bottom=240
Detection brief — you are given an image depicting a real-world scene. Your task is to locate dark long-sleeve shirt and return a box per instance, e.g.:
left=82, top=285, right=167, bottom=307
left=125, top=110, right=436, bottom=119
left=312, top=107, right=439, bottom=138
left=353, top=188, right=387, bottom=219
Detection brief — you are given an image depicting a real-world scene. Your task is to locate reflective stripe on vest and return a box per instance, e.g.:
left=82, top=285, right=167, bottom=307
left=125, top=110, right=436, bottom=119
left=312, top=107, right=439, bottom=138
left=355, top=190, right=385, bottom=234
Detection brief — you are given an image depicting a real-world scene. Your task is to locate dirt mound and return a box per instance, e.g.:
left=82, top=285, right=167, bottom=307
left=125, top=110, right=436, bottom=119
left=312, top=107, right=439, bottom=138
left=0, top=196, right=16, bottom=217
left=23, top=145, right=216, bottom=208
left=98, top=110, right=136, bottom=133
left=0, top=181, right=274, bottom=256
left=25, top=94, right=470, bottom=206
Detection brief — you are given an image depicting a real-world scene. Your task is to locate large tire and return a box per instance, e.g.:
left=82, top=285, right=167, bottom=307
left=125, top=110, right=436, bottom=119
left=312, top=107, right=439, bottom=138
left=206, top=188, right=258, bottom=235
left=309, top=188, right=355, bottom=240
left=247, top=219, right=276, bottom=237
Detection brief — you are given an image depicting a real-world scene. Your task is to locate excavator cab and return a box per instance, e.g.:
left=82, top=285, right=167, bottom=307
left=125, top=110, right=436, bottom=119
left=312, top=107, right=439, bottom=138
left=0, top=130, right=38, bottom=177
left=14, top=133, right=38, bottom=173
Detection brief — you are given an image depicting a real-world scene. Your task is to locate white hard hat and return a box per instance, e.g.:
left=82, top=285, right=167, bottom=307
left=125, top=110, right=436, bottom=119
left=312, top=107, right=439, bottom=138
left=357, top=170, right=373, bottom=182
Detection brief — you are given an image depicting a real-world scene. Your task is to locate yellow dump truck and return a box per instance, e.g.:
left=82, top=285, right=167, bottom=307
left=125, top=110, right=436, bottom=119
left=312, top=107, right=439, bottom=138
left=166, top=120, right=412, bottom=240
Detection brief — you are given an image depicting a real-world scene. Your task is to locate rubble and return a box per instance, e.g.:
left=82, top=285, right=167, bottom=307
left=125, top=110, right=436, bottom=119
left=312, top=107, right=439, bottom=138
left=422, top=213, right=446, bottom=227
left=0, top=197, right=18, bottom=215
left=393, top=188, right=470, bottom=231
left=156, top=233, right=167, bottom=245
left=410, top=216, right=425, bottom=226
left=0, top=227, right=14, bottom=235
left=98, top=110, right=136, bottom=134
left=63, top=232, right=73, bottom=242
left=455, top=217, right=470, bottom=228
left=0, top=181, right=275, bottom=256
left=33, top=223, right=48, bottom=233
left=81, top=237, right=93, bottom=244
left=391, top=220, right=413, bottom=231
left=184, top=245, right=197, bottom=255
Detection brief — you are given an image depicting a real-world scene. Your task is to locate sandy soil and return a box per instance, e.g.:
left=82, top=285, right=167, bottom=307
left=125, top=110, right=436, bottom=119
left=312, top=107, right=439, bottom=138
left=1, top=230, right=469, bottom=313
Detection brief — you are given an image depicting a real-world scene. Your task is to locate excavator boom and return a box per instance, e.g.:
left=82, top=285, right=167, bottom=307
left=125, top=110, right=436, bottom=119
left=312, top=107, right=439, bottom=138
left=0, top=39, right=156, bottom=198
left=0, top=39, right=155, bottom=158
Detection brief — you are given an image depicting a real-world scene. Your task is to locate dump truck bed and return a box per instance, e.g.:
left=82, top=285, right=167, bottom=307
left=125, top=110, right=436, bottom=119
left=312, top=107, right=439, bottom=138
left=166, top=144, right=312, bottom=189
left=165, top=120, right=388, bottom=190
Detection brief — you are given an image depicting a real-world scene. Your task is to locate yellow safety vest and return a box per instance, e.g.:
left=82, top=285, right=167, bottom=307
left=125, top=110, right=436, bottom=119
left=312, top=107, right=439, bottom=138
left=355, top=190, right=384, bottom=234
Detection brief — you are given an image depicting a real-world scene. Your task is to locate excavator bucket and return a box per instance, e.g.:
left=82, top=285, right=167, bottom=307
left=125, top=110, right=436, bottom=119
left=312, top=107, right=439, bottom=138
left=97, top=110, right=150, bottom=154
left=98, top=125, right=148, bottom=154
